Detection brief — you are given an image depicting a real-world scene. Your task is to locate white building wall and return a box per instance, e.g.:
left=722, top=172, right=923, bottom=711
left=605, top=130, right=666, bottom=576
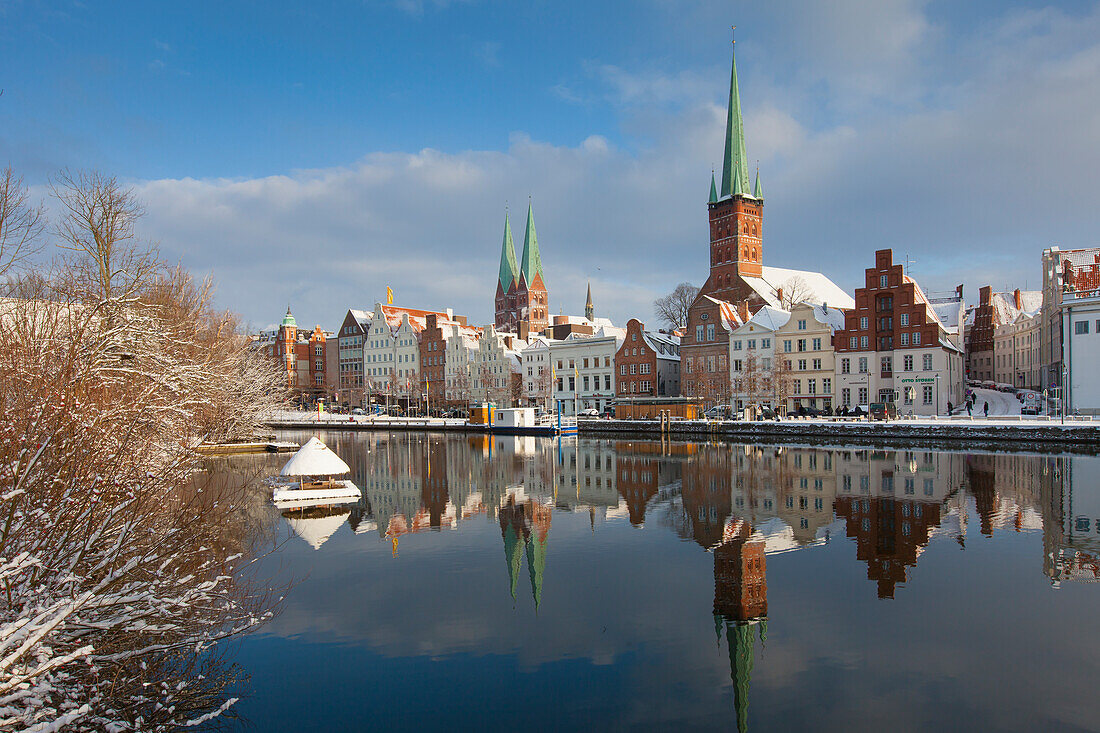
left=549, top=331, right=624, bottom=415
left=1063, top=294, right=1100, bottom=414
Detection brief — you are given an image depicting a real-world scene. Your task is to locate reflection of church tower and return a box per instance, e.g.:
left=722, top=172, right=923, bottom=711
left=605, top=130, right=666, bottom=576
left=712, top=519, right=768, bottom=733
left=421, top=439, right=450, bottom=528
left=498, top=495, right=552, bottom=607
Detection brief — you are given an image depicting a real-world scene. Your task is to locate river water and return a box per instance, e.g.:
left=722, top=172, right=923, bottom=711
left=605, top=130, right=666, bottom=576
left=218, top=430, right=1100, bottom=731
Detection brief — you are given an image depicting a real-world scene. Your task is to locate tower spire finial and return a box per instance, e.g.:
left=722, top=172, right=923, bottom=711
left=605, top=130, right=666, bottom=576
left=720, top=27, right=750, bottom=199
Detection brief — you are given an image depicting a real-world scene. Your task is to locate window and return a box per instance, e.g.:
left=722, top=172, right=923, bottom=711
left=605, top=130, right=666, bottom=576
left=858, top=387, right=868, bottom=404
left=860, top=335, right=869, bottom=349
left=858, top=357, right=868, bottom=373
left=784, top=340, right=793, bottom=352
left=733, top=340, right=742, bottom=350
left=798, top=359, right=807, bottom=370
left=860, top=316, right=869, bottom=330
left=747, top=339, right=756, bottom=349
left=900, top=313, right=909, bottom=326
left=849, top=337, right=857, bottom=348
left=823, top=378, right=831, bottom=394
left=900, top=332, right=910, bottom=346
left=913, top=331, right=922, bottom=345
left=880, top=274, right=888, bottom=287
left=881, top=356, right=892, bottom=374
left=923, top=385, right=933, bottom=404
left=808, top=379, right=817, bottom=395
left=629, top=364, right=637, bottom=375
left=583, top=358, right=589, bottom=368
left=696, top=325, right=704, bottom=342
left=904, top=386, right=914, bottom=405
left=762, top=338, right=771, bottom=348
left=841, top=358, right=851, bottom=374
left=924, top=478, right=934, bottom=496
left=797, top=339, right=806, bottom=352
left=812, top=358, right=822, bottom=370
left=812, top=337, right=822, bottom=351
left=619, top=364, right=627, bottom=376
left=1076, top=320, right=1090, bottom=335
left=798, top=319, right=807, bottom=330
left=923, top=354, right=933, bottom=371
left=605, top=375, right=611, bottom=390
left=904, top=355, right=913, bottom=371
left=569, top=376, right=575, bottom=391
left=842, top=388, right=851, bottom=406
left=583, top=376, right=590, bottom=391
left=706, top=324, right=715, bottom=341
left=734, top=359, right=742, bottom=372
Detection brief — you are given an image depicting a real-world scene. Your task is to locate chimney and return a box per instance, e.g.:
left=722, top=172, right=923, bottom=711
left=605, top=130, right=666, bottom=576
left=956, top=284, right=964, bottom=300
left=776, top=287, right=784, bottom=305
left=737, top=300, right=750, bottom=322
left=446, top=308, right=453, bottom=320
left=518, top=322, right=529, bottom=341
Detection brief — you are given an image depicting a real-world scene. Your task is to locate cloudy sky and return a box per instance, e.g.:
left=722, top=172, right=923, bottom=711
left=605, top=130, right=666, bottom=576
left=2, top=0, right=1099, bottom=330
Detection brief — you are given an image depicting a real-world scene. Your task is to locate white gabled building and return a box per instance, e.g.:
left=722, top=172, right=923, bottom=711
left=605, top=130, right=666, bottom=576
left=729, top=305, right=788, bottom=411
left=520, top=334, right=558, bottom=408
left=470, top=326, right=526, bottom=407
left=444, top=326, right=481, bottom=406
left=549, top=326, right=625, bottom=415
left=363, top=302, right=453, bottom=405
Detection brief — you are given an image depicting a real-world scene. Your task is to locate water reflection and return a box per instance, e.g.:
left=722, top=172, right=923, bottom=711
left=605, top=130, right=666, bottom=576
left=245, top=432, right=1100, bottom=731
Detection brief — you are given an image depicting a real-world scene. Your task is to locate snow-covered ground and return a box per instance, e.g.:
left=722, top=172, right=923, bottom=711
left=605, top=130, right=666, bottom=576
left=962, top=388, right=1022, bottom=417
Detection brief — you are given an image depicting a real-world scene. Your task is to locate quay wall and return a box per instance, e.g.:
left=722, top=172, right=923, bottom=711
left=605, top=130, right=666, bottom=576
left=266, top=415, right=1100, bottom=453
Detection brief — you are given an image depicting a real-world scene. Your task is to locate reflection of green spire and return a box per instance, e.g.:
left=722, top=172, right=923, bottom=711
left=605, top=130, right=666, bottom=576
left=503, top=522, right=523, bottom=600
left=526, top=528, right=548, bottom=610
left=714, top=614, right=724, bottom=646
left=726, top=621, right=756, bottom=733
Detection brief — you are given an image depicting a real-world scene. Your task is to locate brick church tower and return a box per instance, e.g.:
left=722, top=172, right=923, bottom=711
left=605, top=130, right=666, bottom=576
left=495, top=202, right=549, bottom=334
left=702, top=38, right=765, bottom=305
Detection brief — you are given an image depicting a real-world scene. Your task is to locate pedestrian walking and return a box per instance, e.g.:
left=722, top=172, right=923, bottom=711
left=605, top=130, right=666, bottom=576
left=983, top=401, right=989, bottom=418
left=947, top=401, right=953, bottom=415
left=966, top=401, right=973, bottom=416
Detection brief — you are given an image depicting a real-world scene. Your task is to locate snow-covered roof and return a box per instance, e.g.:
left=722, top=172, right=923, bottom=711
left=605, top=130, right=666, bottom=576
left=697, top=295, right=745, bottom=332
left=930, top=301, right=964, bottom=334
left=741, top=305, right=791, bottom=333
left=991, top=290, right=1042, bottom=323
left=812, top=303, right=847, bottom=332
left=281, top=437, right=351, bottom=477
left=642, top=330, right=680, bottom=359
left=554, top=315, right=616, bottom=329
left=350, top=309, right=372, bottom=328
left=743, top=266, right=856, bottom=310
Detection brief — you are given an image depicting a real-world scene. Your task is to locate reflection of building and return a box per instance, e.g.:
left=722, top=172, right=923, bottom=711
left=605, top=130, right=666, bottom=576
left=834, top=496, right=942, bottom=599
left=1042, top=455, right=1100, bottom=584
left=713, top=519, right=768, bottom=733
left=499, top=492, right=552, bottom=608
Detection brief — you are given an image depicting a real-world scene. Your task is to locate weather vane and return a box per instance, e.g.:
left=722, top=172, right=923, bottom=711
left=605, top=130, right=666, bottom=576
left=732, top=25, right=736, bottom=44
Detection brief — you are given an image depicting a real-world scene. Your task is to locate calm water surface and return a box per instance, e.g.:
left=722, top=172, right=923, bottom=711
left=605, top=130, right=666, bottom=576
left=221, top=431, right=1100, bottom=732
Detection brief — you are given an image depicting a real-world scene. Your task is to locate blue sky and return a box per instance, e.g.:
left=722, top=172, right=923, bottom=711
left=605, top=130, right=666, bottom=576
left=3, top=0, right=1100, bottom=330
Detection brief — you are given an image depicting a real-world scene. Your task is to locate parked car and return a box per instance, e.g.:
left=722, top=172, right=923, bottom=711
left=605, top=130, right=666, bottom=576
left=351, top=407, right=365, bottom=416
left=869, top=402, right=898, bottom=420
left=704, top=404, right=733, bottom=419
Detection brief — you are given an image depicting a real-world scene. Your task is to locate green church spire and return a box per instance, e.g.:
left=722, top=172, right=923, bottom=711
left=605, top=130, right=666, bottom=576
left=753, top=168, right=763, bottom=199
left=709, top=171, right=719, bottom=203
left=519, top=201, right=544, bottom=287
left=720, top=39, right=751, bottom=199
left=497, top=212, right=519, bottom=294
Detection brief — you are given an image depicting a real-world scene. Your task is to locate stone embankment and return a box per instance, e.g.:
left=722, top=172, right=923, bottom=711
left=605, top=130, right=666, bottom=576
left=266, top=412, right=1100, bottom=452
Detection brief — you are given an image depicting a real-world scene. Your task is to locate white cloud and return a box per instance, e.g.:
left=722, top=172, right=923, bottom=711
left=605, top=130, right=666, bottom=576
left=133, top=2, right=1100, bottom=332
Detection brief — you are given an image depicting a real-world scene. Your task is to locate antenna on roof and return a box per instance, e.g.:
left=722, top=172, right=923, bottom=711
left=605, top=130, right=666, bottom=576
left=903, top=253, right=916, bottom=277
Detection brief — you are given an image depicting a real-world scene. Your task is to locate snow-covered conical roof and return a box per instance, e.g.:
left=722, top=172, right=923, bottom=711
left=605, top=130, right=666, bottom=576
left=280, top=436, right=351, bottom=477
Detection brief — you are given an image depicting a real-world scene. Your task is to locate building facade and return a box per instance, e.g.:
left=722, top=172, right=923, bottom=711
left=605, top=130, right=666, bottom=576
left=260, top=307, right=331, bottom=401
left=774, top=303, right=847, bottom=413
left=549, top=328, right=624, bottom=415
left=614, top=319, right=681, bottom=399
left=729, top=306, right=787, bottom=411
left=1041, top=247, right=1100, bottom=408
left=336, top=309, right=371, bottom=407
left=682, top=295, right=745, bottom=405
left=834, top=250, right=964, bottom=415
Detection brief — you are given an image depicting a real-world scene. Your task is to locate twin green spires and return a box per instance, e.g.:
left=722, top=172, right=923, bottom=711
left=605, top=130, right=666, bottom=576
left=497, top=202, right=545, bottom=293
left=715, top=38, right=760, bottom=202
left=497, top=213, right=520, bottom=293
left=519, top=201, right=544, bottom=287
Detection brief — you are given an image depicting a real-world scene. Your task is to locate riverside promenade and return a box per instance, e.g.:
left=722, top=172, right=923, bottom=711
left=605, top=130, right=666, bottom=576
left=266, top=410, right=1100, bottom=451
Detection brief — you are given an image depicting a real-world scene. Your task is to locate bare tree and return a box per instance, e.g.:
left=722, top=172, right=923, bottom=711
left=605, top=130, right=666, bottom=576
left=654, top=282, right=700, bottom=330
left=51, top=170, right=158, bottom=306
left=735, top=349, right=764, bottom=407
left=772, top=275, right=813, bottom=310
left=768, top=354, right=794, bottom=414
left=0, top=166, right=46, bottom=279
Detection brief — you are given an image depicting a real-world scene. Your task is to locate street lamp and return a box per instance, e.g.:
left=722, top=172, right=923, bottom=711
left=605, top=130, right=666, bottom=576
left=934, top=374, right=940, bottom=416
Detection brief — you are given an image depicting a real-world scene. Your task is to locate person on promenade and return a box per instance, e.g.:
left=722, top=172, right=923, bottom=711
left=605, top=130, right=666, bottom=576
left=947, top=401, right=953, bottom=415
left=983, top=401, right=989, bottom=418
left=966, top=401, right=973, bottom=417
